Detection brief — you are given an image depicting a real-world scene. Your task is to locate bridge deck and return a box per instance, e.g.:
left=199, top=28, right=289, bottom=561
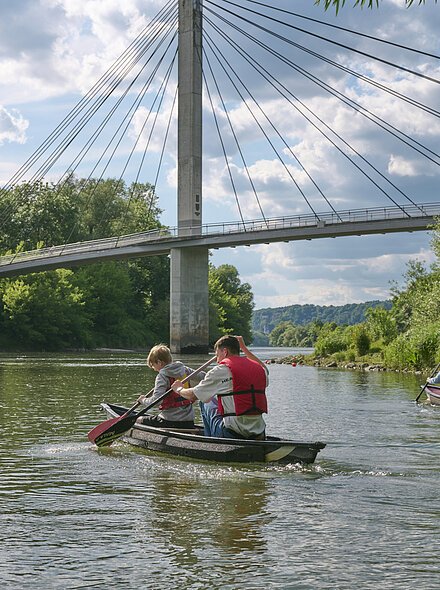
left=0, top=203, right=439, bottom=277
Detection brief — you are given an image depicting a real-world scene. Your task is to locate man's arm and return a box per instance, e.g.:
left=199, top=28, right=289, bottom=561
left=172, top=365, right=227, bottom=403
left=171, top=381, right=197, bottom=402
left=235, top=335, right=266, bottom=369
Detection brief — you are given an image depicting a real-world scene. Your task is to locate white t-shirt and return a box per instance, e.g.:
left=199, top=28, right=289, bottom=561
left=193, top=362, right=269, bottom=438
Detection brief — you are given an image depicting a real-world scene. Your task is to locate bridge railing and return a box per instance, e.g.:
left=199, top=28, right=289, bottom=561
left=0, top=227, right=173, bottom=267
left=1, top=202, right=439, bottom=268
left=197, top=202, right=439, bottom=236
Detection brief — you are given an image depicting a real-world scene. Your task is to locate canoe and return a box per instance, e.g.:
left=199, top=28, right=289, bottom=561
left=425, top=384, right=440, bottom=405
left=100, top=403, right=326, bottom=464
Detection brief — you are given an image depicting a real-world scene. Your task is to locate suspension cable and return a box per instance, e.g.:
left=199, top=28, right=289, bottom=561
left=204, top=23, right=342, bottom=219
left=206, top=0, right=440, bottom=85
left=205, top=9, right=426, bottom=213
left=201, top=48, right=268, bottom=224
left=229, top=0, right=440, bottom=59
left=209, top=12, right=439, bottom=166
left=0, top=2, right=178, bottom=229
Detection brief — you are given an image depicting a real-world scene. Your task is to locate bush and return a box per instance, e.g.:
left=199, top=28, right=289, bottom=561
left=354, top=327, right=370, bottom=356
left=384, top=334, right=419, bottom=369
left=314, top=326, right=347, bottom=356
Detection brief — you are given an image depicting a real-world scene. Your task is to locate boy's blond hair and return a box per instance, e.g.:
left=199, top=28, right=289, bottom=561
left=147, top=344, right=172, bottom=368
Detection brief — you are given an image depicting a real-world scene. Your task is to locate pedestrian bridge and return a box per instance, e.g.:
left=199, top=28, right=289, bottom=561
left=1, top=202, right=438, bottom=278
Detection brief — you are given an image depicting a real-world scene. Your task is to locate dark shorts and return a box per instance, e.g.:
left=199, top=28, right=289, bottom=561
left=138, top=414, right=195, bottom=429
left=224, top=427, right=266, bottom=441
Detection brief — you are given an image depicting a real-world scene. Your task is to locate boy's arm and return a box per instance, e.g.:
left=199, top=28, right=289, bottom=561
left=138, top=373, right=168, bottom=404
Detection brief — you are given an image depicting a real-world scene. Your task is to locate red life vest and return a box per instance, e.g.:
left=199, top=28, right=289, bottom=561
left=217, top=356, right=267, bottom=417
left=159, top=376, right=192, bottom=410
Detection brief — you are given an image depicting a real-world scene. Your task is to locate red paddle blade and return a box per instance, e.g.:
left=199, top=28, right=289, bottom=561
left=88, top=415, right=120, bottom=443
left=88, top=413, right=137, bottom=447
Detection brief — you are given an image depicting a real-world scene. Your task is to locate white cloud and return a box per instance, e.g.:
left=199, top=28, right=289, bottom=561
left=211, top=233, right=435, bottom=309
left=388, top=154, right=437, bottom=177
left=0, top=106, right=29, bottom=145
left=1, top=0, right=440, bottom=309
left=0, top=0, right=167, bottom=103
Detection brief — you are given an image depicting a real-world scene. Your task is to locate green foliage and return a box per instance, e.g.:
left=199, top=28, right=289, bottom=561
left=382, top=322, right=440, bottom=370
left=352, top=325, right=371, bottom=356
left=314, top=323, right=348, bottom=356
left=0, top=181, right=80, bottom=251
left=208, top=264, right=254, bottom=344
left=251, top=331, right=270, bottom=346
left=253, top=300, right=391, bottom=334
left=0, top=269, right=91, bottom=350
left=264, top=221, right=440, bottom=372
left=365, top=305, right=397, bottom=344
left=315, top=0, right=432, bottom=11
left=269, top=320, right=320, bottom=347
left=0, top=177, right=170, bottom=350
left=0, top=177, right=255, bottom=350
left=0, top=178, right=161, bottom=253
left=383, top=334, right=418, bottom=370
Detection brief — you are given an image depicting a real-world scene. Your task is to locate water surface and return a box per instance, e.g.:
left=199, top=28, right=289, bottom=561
left=1, top=350, right=439, bottom=589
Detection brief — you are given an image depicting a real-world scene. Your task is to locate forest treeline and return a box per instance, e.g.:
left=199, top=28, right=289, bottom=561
left=252, top=300, right=392, bottom=335
left=0, top=178, right=254, bottom=351
left=1, top=177, right=439, bottom=369
left=253, top=220, right=440, bottom=370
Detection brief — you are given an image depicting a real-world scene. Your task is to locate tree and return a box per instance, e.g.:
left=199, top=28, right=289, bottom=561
left=0, top=176, right=161, bottom=254
left=208, top=264, right=254, bottom=344
left=0, top=176, right=170, bottom=350
left=314, top=322, right=348, bottom=356
left=352, top=325, right=371, bottom=356
left=0, top=181, right=80, bottom=252
left=0, top=177, right=255, bottom=351
left=365, top=306, right=397, bottom=344
left=0, top=269, right=91, bottom=350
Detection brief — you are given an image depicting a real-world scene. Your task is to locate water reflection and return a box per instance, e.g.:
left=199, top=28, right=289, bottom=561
left=139, top=470, right=271, bottom=568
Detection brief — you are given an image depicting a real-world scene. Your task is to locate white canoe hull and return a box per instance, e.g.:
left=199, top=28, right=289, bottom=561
left=426, top=385, right=440, bottom=405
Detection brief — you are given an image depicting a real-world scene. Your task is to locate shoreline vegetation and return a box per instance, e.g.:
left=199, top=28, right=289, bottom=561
left=259, top=226, right=440, bottom=378
left=1, top=179, right=439, bottom=366
left=266, top=353, right=426, bottom=376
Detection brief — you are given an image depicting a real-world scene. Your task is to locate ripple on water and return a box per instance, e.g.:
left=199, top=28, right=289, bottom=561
left=1, top=354, right=440, bottom=589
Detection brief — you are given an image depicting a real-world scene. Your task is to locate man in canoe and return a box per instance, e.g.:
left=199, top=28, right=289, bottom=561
left=171, top=335, right=268, bottom=440
left=137, top=344, right=206, bottom=429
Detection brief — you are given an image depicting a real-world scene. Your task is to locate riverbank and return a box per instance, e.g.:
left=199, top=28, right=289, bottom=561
left=267, top=353, right=425, bottom=376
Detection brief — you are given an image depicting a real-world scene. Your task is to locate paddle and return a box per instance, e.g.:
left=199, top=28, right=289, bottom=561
left=415, top=360, right=440, bottom=403
left=87, top=396, right=150, bottom=446
left=88, top=356, right=215, bottom=447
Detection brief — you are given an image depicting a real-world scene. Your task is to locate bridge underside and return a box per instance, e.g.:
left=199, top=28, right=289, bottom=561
left=0, top=215, right=435, bottom=278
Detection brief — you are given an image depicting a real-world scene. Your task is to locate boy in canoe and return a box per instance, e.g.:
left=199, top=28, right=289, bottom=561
left=137, top=344, right=205, bottom=429
left=171, top=335, right=268, bottom=440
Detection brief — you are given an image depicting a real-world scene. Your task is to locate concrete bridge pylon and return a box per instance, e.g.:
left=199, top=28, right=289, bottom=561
left=170, top=0, right=209, bottom=353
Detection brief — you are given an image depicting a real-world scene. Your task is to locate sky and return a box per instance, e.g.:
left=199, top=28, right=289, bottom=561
left=0, top=0, right=439, bottom=310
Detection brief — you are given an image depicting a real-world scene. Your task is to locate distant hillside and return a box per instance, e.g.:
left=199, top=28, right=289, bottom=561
left=252, top=300, right=392, bottom=334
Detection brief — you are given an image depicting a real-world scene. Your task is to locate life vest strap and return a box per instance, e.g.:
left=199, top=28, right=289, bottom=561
left=218, top=386, right=266, bottom=417
left=218, top=388, right=265, bottom=397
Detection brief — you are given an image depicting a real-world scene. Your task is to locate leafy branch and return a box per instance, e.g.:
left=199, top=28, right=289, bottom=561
left=315, top=0, right=435, bottom=12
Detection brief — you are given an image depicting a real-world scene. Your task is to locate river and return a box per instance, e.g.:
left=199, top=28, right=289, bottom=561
left=1, top=349, right=439, bottom=589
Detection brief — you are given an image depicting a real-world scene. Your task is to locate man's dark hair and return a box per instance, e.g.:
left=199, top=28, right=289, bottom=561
left=214, top=335, right=240, bottom=355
